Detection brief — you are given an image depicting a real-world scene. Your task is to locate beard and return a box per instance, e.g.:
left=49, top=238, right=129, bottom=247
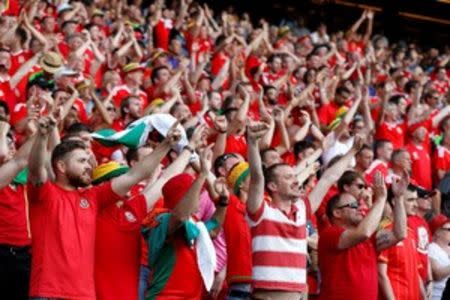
left=67, top=171, right=91, bottom=188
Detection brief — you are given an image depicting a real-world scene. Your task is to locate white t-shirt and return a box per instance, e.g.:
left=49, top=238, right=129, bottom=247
left=428, top=242, right=450, bottom=300
left=322, top=132, right=354, bottom=167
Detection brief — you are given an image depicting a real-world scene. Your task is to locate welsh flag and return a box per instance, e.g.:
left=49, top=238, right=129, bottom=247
left=91, top=114, right=188, bottom=151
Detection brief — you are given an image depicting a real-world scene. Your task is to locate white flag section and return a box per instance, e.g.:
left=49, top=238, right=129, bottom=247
left=91, top=114, right=189, bottom=152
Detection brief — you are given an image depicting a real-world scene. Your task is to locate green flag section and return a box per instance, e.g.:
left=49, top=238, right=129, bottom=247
left=91, top=114, right=188, bottom=150
left=13, top=168, right=28, bottom=185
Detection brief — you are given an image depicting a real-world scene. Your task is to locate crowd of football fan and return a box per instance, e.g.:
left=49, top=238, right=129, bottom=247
left=1, top=1, right=450, bottom=300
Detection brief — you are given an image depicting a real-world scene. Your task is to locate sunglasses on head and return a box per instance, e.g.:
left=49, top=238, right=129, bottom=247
left=336, top=201, right=359, bottom=210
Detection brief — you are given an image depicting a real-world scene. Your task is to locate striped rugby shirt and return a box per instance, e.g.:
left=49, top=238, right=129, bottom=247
left=247, top=198, right=311, bottom=292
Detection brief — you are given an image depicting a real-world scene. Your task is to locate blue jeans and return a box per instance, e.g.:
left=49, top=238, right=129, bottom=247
left=139, top=265, right=150, bottom=300
left=226, top=283, right=252, bottom=300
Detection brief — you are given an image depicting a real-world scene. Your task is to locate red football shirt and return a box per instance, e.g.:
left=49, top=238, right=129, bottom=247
left=408, top=216, right=431, bottom=282
left=318, top=225, right=378, bottom=300
left=378, top=225, right=420, bottom=300
left=406, top=143, right=432, bottom=189
left=434, top=145, right=450, bottom=174
left=28, top=181, right=121, bottom=298
left=95, top=195, right=148, bottom=300
left=318, top=102, right=341, bottom=126
left=225, top=135, right=247, bottom=159
left=0, top=184, right=31, bottom=246
left=375, top=121, right=406, bottom=150
left=223, top=195, right=252, bottom=285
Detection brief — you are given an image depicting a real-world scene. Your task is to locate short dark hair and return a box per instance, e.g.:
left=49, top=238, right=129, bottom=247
left=125, top=145, right=153, bottom=165
left=404, top=80, right=419, bottom=94
left=151, top=66, right=169, bottom=84
left=0, top=100, right=10, bottom=115
left=294, top=140, right=314, bottom=158
left=264, top=163, right=289, bottom=194
left=337, top=170, right=364, bottom=192
left=260, top=148, right=278, bottom=162
left=15, top=27, right=28, bottom=45
left=120, top=95, right=139, bottom=116
left=391, top=148, right=407, bottom=162
left=336, top=86, right=350, bottom=96
left=356, top=144, right=372, bottom=157
left=66, top=123, right=93, bottom=135
left=374, top=139, right=391, bottom=158
left=213, top=153, right=238, bottom=176
left=51, top=141, right=87, bottom=168
left=326, top=193, right=342, bottom=220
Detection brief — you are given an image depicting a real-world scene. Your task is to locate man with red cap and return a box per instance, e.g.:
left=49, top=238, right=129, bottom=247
left=428, top=214, right=450, bottom=300
left=143, top=147, right=229, bottom=299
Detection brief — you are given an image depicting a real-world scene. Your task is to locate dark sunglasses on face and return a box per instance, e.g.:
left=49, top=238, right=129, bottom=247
left=336, top=201, right=359, bottom=210
left=354, top=183, right=366, bottom=190
left=440, top=228, right=450, bottom=232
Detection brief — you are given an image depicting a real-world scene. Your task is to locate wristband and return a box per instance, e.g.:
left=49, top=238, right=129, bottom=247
left=217, top=129, right=227, bottom=134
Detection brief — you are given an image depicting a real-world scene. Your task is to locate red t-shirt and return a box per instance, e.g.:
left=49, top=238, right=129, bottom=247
left=434, top=145, right=450, bottom=174
left=318, top=225, right=378, bottom=300
left=223, top=195, right=252, bottom=285
left=225, top=135, right=247, bottom=159
left=408, top=215, right=431, bottom=282
left=95, top=195, right=148, bottom=300
left=318, top=102, right=341, bottom=126
left=364, top=159, right=389, bottom=186
left=28, top=181, right=121, bottom=298
left=0, top=184, right=31, bottom=246
left=375, top=121, right=406, bottom=150
left=10, top=50, right=33, bottom=76
left=154, top=19, right=173, bottom=51
left=378, top=225, right=420, bottom=300
left=406, top=143, right=432, bottom=189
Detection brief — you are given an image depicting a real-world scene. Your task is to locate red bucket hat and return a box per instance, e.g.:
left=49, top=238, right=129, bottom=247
left=162, top=173, right=195, bottom=209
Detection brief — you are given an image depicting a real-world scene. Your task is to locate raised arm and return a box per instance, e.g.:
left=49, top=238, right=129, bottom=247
left=141, top=125, right=205, bottom=211
left=208, top=178, right=230, bottom=237
left=347, top=10, right=366, bottom=36
left=363, top=11, right=374, bottom=44
left=111, top=122, right=181, bottom=196
left=0, top=128, right=36, bottom=189
left=273, top=108, right=291, bottom=155
left=172, top=146, right=212, bottom=221
left=246, top=122, right=270, bottom=214
left=334, top=87, right=362, bottom=138
left=28, top=117, right=53, bottom=186
left=338, top=172, right=387, bottom=249
left=376, top=171, right=408, bottom=252
left=308, top=136, right=363, bottom=214
left=228, top=86, right=251, bottom=134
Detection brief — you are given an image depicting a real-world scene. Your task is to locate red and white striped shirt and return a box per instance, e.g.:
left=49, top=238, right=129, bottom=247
left=247, top=199, right=311, bottom=292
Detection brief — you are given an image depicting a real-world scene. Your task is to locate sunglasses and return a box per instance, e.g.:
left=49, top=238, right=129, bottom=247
left=106, top=107, right=115, bottom=112
left=440, top=228, right=450, bottom=232
left=353, top=183, right=366, bottom=190
left=336, top=202, right=359, bottom=210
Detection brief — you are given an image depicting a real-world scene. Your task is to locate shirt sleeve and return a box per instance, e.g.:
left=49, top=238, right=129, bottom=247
left=91, top=181, right=122, bottom=210
left=247, top=200, right=266, bottom=225
left=122, top=194, right=148, bottom=223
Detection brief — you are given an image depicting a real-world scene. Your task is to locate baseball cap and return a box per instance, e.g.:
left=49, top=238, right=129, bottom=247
left=429, top=214, right=450, bottom=235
